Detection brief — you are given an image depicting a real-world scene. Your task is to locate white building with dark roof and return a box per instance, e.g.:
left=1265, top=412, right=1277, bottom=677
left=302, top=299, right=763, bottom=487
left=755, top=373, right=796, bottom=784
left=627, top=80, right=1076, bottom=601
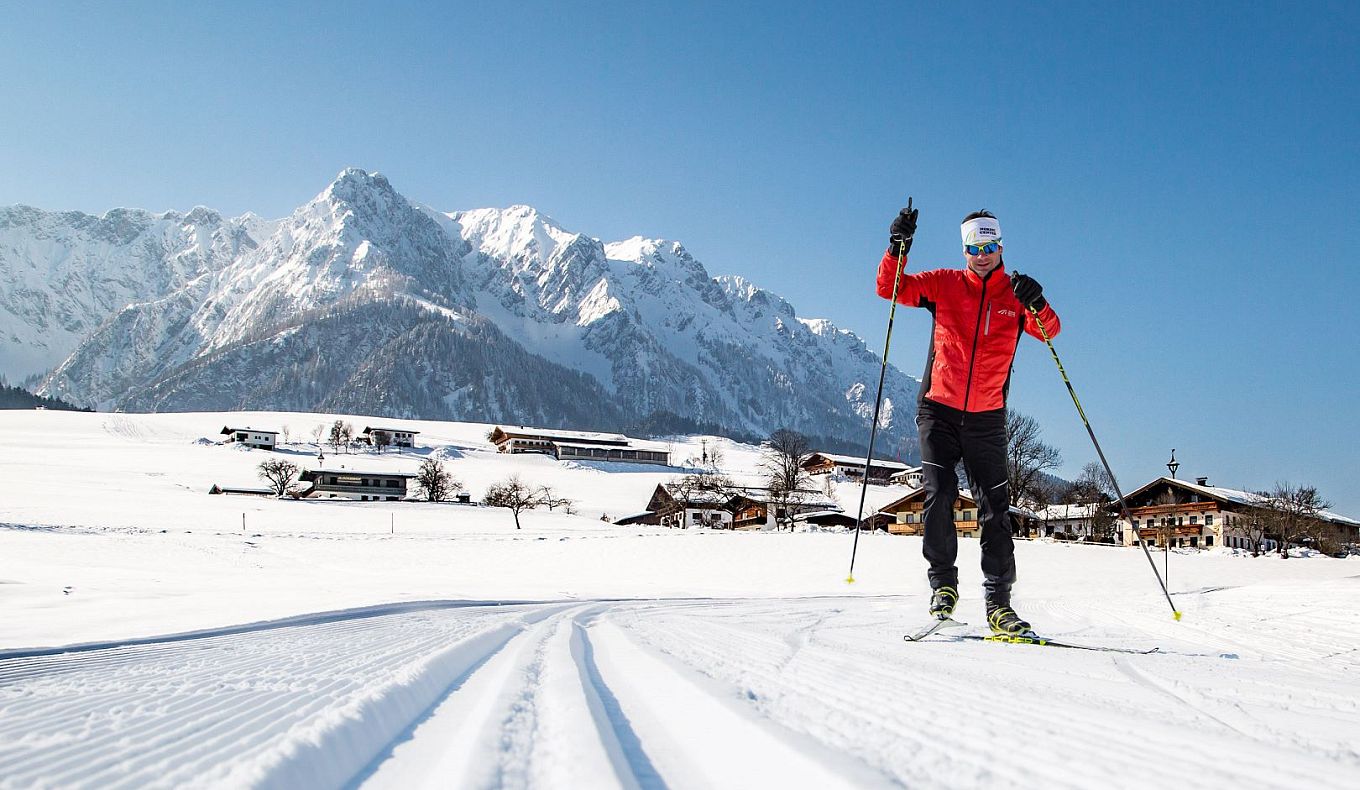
left=220, top=426, right=278, bottom=451
left=359, top=426, right=419, bottom=448
left=298, top=469, right=414, bottom=501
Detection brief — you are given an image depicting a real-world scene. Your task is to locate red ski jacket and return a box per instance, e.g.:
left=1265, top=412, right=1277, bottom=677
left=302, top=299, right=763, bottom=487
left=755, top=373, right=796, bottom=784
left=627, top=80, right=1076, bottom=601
left=876, top=250, right=1061, bottom=413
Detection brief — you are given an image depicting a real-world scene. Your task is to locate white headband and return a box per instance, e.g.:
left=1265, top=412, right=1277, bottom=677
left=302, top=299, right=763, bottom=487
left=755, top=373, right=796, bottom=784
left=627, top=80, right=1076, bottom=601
left=960, top=216, right=1002, bottom=246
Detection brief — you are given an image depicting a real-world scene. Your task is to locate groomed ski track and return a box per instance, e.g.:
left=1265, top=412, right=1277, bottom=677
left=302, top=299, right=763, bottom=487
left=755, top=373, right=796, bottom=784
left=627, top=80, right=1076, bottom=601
left=1, top=596, right=1357, bottom=789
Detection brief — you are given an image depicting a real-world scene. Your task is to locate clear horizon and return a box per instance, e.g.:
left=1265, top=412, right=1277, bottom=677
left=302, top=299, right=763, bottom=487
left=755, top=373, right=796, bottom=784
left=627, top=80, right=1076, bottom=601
left=2, top=2, right=1356, bottom=514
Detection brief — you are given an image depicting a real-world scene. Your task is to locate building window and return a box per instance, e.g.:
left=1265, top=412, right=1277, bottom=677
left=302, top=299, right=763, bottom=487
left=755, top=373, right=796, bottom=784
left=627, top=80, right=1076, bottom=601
left=1190, top=516, right=1198, bottom=525
left=1205, top=514, right=1214, bottom=526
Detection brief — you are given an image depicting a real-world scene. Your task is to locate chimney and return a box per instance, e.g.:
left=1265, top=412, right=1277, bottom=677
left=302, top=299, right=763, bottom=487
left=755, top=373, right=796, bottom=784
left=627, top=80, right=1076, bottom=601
left=1196, top=476, right=1209, bottom=486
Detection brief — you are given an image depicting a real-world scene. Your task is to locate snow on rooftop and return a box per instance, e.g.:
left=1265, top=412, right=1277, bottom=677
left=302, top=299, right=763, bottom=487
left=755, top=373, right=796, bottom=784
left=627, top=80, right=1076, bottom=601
left=810, top=451, right=913, bottom=471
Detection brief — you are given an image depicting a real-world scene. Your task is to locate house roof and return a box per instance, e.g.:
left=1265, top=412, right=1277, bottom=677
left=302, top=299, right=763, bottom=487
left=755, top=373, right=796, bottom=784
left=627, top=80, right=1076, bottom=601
left=361, top=426, right=420, bottom=435
left=728, top=486, right=842, bottom=511
left=299, top=469, right=416, bottom=481
left=804, top=452, right=912, bottom=472
left=490, top=425, right=630, bottom=447
left=1035, top=503, right=1102, bottom=520
left=556, top=440, right=670, bottom=454
left=221, top=426, right=279, bottom=436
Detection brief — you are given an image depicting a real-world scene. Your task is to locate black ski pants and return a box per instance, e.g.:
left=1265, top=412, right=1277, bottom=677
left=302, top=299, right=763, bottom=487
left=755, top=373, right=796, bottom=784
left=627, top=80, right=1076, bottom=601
left=915, top=399, right=1016, bottom=603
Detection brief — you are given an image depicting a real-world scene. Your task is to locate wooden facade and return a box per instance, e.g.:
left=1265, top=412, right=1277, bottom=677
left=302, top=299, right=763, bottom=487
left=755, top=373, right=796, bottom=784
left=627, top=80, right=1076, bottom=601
left=877, top=489, right=1038, bottom=537
left=878, top=489, right=982, bottom=536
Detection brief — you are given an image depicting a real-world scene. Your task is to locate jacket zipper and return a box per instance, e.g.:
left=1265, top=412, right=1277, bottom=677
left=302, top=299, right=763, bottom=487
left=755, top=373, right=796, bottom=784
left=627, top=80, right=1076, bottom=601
left=962, top=276, right=989, bottom=414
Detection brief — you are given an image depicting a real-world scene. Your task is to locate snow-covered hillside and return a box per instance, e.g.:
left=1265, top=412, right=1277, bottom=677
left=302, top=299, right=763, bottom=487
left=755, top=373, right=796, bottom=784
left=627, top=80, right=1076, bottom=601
left=1, top=409, right=1358, bottom=788
left=6, top=169, right=919, bottom=456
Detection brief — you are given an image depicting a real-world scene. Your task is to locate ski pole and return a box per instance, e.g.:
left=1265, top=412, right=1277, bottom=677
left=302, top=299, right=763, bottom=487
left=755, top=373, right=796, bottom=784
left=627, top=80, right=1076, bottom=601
left=847, top=197, right=912, bottom=584
left=1020, top=295, right=1182, bottom=620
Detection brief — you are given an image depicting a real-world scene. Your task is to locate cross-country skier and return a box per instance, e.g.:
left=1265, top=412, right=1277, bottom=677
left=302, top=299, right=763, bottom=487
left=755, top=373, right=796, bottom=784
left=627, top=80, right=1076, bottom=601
left=875, top=206, right=1060, bottom=635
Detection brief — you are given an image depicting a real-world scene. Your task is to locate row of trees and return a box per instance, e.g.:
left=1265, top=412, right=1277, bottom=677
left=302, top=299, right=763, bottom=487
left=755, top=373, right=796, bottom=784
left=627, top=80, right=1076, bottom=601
left=263, top=420, right=400, bottom=454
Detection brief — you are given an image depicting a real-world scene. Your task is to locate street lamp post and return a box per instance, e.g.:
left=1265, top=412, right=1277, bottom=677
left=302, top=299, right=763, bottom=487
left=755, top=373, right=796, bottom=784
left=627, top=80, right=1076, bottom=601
left=1165, top=450, right=1180, bottom=589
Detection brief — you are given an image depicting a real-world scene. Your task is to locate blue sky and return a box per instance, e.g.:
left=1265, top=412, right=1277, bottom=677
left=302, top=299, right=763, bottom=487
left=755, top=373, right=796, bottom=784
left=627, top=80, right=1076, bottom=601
left=3, top=2, right=1357, bottom=512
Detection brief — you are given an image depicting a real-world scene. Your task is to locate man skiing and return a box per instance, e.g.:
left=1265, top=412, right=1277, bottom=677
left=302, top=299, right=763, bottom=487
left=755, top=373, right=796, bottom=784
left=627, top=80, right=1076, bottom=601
left=876, top=206, right=1060, bottom=635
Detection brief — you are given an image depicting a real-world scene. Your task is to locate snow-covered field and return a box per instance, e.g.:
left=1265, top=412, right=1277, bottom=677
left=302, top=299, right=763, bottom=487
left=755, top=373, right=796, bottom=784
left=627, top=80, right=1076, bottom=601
left=1, top=410, right=1357, bottom=788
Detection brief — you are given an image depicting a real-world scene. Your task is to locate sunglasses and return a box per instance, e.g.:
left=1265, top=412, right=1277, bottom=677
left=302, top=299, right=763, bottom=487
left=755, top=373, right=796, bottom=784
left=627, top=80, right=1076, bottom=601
left=964, top=241, right=1001, bottom=256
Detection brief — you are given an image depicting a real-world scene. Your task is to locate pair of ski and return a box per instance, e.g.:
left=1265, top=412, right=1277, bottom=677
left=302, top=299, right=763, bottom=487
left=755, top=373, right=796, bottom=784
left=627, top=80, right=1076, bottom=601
left=905, top=617, right=1160, bottom=655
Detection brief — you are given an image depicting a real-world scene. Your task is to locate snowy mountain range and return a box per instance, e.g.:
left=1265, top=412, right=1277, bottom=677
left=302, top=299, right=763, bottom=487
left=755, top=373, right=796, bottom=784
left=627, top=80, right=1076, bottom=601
left=2, top=169, right=920, bottom=457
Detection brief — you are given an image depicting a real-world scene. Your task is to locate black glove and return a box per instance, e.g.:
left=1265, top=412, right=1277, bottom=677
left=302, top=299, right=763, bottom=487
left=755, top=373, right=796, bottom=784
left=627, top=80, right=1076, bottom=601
left=888, top=201, right=918, bottom=256
left=1011, top=273, right=1046, bottom=310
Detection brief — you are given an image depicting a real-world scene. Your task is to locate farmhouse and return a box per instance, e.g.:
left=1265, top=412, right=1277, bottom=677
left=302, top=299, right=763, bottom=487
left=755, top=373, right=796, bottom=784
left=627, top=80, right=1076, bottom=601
left=801, top=452, right=913, bottom=485
left=297, top=469, right=414, bottom=501
left=728, top=487, right=843, bottom=530
left=1034, top=503, right=1105, bottom=540
left=488, top=426, right=670, bottom=466
left=636, top=484, right=843, bottom=530
left=642, top=484, right=734, bottom=529
left=220, top=426, right=278, bottom=451
left=877, top=488, right=1039, bottom=537
left=358, top=426, right=419, bottom=448
left=1116, top=476, right=1360, bottom=552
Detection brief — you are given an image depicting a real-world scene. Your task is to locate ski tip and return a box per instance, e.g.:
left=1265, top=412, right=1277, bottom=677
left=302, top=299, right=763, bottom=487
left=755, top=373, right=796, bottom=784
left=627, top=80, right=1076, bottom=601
left=1173, top=610, right=1183, bottom=621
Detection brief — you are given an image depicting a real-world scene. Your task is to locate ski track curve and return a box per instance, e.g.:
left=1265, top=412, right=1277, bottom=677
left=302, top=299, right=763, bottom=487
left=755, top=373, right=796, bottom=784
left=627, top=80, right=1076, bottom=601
left=1, top=596, right=1357, bottom=789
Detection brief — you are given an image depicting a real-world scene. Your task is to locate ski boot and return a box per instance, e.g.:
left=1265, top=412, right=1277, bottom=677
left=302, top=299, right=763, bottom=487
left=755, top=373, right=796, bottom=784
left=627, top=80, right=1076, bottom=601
left=986, top=600, right=1032, bottom=635
left=928, top=585, right=959, bottom=620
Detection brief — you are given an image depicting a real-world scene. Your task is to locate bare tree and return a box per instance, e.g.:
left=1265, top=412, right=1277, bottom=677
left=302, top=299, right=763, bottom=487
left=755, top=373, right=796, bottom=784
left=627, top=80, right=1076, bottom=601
left=761, top=429, right=813, bottom=531
left=666, top=470, right=739, bottom=501
left=1005, top=409, right=1063, bottom=507
left=280, top=424, right=291, bottom=445
left=257, top=459, right=300, bottom=497
left=536, top=484, right=575, bottom=513
left=329, top=420, right=346, bottom=453
left=1062, top=461, right=1118, bottom=543
left=414, top=457, right=462, bottom=502
left=483, top=475, right=545, bottom=529
left=371, top=429, right=393, bottom=454
left=340, top=422, right=354, bottom=453
left=311, top=423, right=326, bottom=446
left=1226, top=510, right=1269, bottom=556
left=1257, top=483, right=1333, bottom=557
